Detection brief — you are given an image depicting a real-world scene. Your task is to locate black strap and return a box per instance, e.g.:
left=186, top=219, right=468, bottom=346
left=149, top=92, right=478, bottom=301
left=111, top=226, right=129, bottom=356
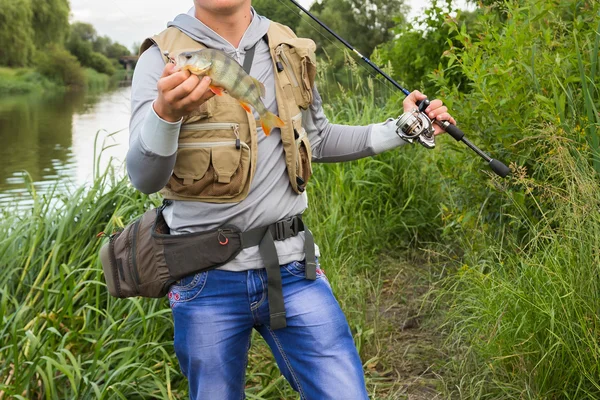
left=243, top=44, right=256, bottom=74
left=303, top=228, right=317, bottom=280
left=259, top=230, right=287, bottom=329
left=241, top=215, right=317, bottom=329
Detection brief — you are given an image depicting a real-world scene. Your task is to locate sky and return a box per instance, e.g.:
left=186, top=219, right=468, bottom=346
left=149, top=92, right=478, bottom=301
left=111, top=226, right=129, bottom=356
left=69, top=0, right=472, bottom=51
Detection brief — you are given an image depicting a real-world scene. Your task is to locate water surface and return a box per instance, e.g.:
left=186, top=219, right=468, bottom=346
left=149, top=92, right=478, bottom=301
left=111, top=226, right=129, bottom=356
left=0, top=86, right=131, bottom=208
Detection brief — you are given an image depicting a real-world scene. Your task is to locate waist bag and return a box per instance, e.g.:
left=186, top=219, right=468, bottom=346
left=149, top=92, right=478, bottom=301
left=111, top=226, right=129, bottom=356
left=99, top=202, right=316, bottom=329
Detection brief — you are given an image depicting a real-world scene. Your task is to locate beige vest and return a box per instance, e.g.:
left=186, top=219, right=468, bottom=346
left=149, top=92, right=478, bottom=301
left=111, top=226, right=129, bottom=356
left=140, top=23, right=317, bottom=203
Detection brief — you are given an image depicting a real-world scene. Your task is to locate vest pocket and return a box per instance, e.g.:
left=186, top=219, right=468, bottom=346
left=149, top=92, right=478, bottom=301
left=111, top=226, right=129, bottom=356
left=275, top=38, right=317, bottom=109
left=170, top=139, right=251, bottom=200
left=292, top=114, right=312, bottom=193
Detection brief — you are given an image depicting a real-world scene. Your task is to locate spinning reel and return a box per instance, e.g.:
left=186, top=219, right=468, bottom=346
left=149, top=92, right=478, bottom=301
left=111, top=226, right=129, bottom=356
left=395, top=99, right=436, bottom=149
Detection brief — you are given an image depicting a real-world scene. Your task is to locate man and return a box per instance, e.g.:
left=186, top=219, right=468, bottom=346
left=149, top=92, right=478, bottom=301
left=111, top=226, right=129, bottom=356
left=127, top=0, right=455, bottom=398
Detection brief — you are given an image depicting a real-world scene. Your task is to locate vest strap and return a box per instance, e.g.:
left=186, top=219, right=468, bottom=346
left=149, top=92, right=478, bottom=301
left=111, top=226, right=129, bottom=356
left=241, top=215, right=317, bottom=329
left=242, top=43, right=256, bottom=74
left=242, top=34, right=268, bottom=74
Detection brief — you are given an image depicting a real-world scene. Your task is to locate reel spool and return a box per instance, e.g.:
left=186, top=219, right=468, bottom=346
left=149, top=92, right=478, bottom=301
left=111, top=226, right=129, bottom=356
left=396, top=108, right=436, bottom=149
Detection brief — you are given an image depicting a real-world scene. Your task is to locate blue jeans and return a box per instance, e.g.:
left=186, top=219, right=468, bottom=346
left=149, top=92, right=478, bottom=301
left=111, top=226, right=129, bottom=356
left=168, top=260, right=369, bottom=400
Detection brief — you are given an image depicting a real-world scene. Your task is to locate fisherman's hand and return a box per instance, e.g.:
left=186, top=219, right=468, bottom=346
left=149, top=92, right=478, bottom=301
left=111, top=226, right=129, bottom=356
left=154, top=63, right=215, bottom=122
left=403, top=90, right=456, bottom=136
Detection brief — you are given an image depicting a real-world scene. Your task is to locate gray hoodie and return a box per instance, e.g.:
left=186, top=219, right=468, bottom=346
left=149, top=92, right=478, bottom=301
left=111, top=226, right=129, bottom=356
left=127, top=8, right=406, bottom=272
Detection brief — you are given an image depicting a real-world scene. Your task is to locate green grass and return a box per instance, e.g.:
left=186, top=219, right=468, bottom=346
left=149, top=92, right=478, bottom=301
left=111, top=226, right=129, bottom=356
left=0, top=66, right=126, bottom=97
left=0, top=67, right=61, bottom=96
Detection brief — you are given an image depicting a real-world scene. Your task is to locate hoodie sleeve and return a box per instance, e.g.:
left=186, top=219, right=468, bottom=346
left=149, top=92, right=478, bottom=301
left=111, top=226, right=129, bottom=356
left=304, top=86, right=407, bottom=163
left=127, top=44, right=182, bottom=194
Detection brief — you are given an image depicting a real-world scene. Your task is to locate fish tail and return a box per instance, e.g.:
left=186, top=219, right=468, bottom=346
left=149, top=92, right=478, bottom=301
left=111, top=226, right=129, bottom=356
left=260, top=112, right=285, bottom=136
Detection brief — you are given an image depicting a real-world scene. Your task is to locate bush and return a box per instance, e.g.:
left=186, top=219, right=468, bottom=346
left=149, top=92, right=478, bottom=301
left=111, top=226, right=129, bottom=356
left=88, top=51, right=115, bottom=76
left=35, top=45, right=86, bottom=88
left=84, top=67, right=110, bottom=91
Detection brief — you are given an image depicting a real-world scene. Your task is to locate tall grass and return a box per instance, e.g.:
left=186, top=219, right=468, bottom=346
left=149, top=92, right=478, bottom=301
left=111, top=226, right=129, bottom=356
left=420, top=0, right=600, bottom=397
left=0, top=67, right=61, bottom=96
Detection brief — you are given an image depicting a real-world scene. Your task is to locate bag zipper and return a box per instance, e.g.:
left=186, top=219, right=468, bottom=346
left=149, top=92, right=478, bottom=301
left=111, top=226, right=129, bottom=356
left=275, top=46, right=300, bottom=88
left=108, top=236, right=123, bottom=297
left=130, top=219, right=141, bottom=292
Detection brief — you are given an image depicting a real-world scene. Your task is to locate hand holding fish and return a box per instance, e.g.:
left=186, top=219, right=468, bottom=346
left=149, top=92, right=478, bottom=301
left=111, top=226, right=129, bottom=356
left=153, top=63, right=215, bottom=123
left=174, top=49, right=284, bottom=135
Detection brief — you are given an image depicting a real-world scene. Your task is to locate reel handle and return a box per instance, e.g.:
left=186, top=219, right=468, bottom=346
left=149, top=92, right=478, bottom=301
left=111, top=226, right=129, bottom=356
left=416, top=98, right=430, bottom=113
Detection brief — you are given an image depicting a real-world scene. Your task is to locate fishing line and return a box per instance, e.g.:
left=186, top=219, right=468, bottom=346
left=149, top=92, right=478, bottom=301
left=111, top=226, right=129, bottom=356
left=103, top=0, right=146, bottom=35
left=272, top=0, right=397, bottom=95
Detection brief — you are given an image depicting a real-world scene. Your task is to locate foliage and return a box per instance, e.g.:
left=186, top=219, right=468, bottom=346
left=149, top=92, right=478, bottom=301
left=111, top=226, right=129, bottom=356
left=378, top=0, right=478, bottom=95
left=253, top=0, right=302, bottom=31
left=94, top=35, right=133, bottom=60
left=407, top=0, right=600, bottom=396
left=0, top=0, right=36, bottom=67
left=296, top=0, right=406, bottom=74
left=35, top=45, right=86, bottom=88
left=0, top=0, right=129, bottom=90
left=84, top=68, right=111, bottom=92
left=30, top=0, right=70, bottom=48
left=0, top=67, right=60, bottom=96
left=67, top=22, right=118, bottom=76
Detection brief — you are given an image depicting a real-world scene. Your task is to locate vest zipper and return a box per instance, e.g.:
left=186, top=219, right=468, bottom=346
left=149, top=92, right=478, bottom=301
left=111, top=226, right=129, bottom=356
left=180, top=123, right=242, bottom=150
left=275, top=46, right=300, bottom=88
left=178, top=140, right=250, bottom=151
left=180, top=122, right=240, bottom=132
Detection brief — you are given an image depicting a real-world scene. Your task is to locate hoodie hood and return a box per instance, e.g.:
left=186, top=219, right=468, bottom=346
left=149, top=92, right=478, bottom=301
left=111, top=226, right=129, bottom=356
left=166, top=7, right=271, bottom=60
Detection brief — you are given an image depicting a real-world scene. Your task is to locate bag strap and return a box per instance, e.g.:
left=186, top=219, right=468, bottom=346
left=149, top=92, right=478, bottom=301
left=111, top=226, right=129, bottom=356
left=241, top=215, right=317, bottom=329
left=242, top=34, right=269, bottom=74
left=242, top=43, right=257, bottom=74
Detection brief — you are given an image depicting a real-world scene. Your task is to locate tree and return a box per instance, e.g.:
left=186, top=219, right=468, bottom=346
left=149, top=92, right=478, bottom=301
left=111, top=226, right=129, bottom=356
left=106, top=42, right=131, bottom=59
left=296, top=0, right=406, bottom=71
left=0, top=0, right=35, bottom=67
left=67, top=22, right=116, bottom=75
left=30, top=0, right=70, bottom=47
left=378, top=0, right=478, bottom=94
left=70, top=22, right=97, bottom=43
left=253, top=0, right=302, bottom=31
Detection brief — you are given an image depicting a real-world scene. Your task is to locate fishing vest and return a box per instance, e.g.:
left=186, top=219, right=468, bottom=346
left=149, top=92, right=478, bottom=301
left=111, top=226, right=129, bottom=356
left=140, top=22, right=317, bottom=203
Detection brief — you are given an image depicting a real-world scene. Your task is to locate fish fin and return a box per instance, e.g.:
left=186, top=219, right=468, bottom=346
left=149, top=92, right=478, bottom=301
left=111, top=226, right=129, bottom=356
left=260, top=112, right=285, bottom=136
left=239, top=101, right=252, bottom=113
left=251, top=77, right=266, bottom=97
left=210, top=85, right=225, bottom=96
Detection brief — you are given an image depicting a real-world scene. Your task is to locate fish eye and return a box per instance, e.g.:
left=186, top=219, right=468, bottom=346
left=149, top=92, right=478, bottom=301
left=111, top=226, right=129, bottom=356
left=185, top=53, right=192, bottom=60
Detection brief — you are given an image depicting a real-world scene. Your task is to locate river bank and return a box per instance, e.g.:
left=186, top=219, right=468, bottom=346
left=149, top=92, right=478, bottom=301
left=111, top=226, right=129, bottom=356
left=0, top=67, right=130, bottom=96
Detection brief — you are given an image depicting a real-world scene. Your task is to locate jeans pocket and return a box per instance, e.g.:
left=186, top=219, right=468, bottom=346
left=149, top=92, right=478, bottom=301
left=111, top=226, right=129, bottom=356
left=168, top=271, right=209, bottom=306
left=282, top=258, right=326, bottom=280
left=282, top=260, right=307, bottom=277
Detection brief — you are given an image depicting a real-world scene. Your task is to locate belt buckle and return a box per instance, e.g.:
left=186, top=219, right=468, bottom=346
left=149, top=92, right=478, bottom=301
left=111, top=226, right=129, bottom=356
left=274, top=217, right=298, bottom=241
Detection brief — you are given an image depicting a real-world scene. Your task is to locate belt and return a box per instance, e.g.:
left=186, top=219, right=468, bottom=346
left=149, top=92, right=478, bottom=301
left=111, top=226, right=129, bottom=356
left=241, top=215, right=317, bottom=329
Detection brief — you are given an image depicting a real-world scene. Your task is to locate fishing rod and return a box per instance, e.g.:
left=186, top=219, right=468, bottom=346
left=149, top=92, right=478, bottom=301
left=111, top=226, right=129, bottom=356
left=287, top=0, right=510, bottom=178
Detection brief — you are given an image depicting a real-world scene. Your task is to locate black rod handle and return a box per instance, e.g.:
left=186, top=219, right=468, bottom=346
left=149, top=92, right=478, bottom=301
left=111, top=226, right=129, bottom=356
left=435, top=121, right=511, bottom=178
left=489, top=159, right=511, bottom=178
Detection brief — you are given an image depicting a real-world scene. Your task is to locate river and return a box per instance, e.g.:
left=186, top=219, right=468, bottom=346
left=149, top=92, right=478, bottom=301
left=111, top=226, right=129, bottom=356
left=0, top=86, right=131, bottom=208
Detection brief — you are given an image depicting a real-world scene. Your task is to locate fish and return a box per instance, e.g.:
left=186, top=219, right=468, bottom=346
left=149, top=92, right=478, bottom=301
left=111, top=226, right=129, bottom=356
left=174, top=48, right=285, bottom=136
